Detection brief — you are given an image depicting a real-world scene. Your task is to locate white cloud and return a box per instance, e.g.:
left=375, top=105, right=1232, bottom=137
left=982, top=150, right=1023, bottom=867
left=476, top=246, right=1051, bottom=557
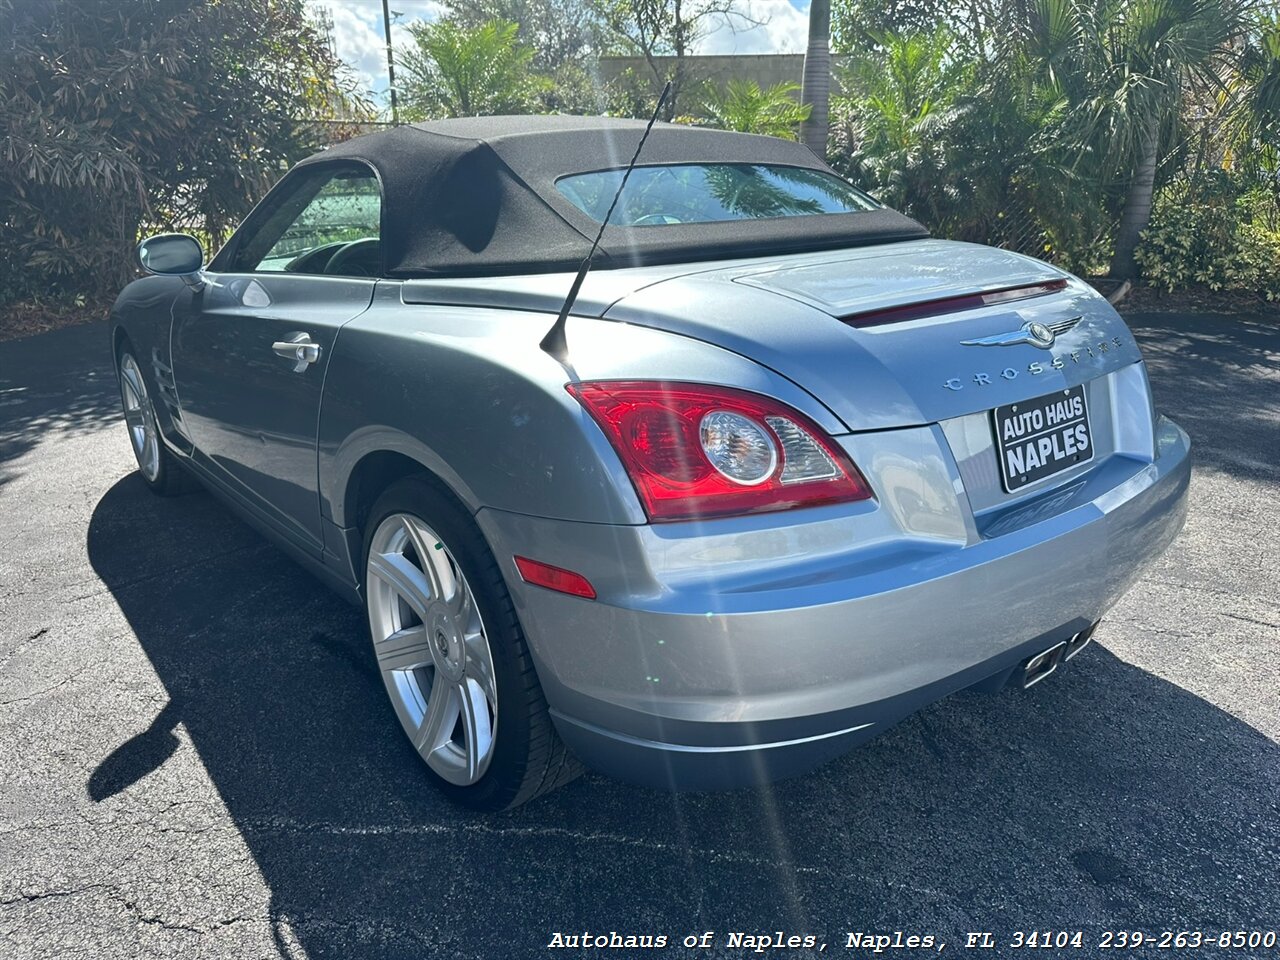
left=698, top=1, right=811, bottom=56
left=308, top=0, right=815, bottom=101
left=308, top=0, right=445, bottom=98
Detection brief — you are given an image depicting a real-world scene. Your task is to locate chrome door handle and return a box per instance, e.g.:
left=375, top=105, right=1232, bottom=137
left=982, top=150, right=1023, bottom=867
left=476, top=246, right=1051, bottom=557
left=271, top=333, right=321, bottom=372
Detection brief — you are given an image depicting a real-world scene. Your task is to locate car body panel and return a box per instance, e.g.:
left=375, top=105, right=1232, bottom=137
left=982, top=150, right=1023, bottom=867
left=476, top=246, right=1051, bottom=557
left=601, top=241, right=1143, bottom=431
left=478, top=416, right=1190, bottom=788
left=730, top=238, right=1059, bottom=314
left=171, top=273, right=376, bottom=551
left=399, top=238, right=1143, bottom=433
left=109, top=119, right=1191, bottom=794
left=316, top=279, right=850, bottom=529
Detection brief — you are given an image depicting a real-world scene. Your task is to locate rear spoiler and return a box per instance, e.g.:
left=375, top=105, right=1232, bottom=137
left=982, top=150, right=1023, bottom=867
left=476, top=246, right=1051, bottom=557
left=841, top=279, right=1068, bottom=329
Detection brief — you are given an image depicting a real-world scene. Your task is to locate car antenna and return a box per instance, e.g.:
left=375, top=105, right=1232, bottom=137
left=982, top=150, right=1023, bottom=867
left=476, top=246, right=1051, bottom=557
left=540, top=82, right=672, bottom=362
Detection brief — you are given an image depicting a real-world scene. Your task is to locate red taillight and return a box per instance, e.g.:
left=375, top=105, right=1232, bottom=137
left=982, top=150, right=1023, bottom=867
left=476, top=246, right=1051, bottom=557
left=514, top=556, right=597, bottom=599
left=841, top=279, right=1069, bottom=329
left=567, top=381, right=873, bottom=522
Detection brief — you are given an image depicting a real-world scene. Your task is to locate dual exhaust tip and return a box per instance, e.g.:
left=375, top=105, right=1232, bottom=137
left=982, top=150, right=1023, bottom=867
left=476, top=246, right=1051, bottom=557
left=1021, top=623, right=1098, bottom=690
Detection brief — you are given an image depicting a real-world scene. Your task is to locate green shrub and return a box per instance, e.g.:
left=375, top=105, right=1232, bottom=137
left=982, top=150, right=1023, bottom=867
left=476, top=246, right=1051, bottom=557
left=827, top=28, right=1109, bottom=270
left=397, top=19, right=549, bottom=120
left=0, top=0, right=363, bottom=306
left=1233, top=224, right=1280, bottom=300
left=1136, top=187, right=1280, bottom=299
left=695, top=80, right=811, bottom=140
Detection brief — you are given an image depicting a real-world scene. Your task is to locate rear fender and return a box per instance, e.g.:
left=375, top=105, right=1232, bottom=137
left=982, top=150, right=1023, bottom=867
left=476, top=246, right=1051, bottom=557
left=110, top=275, right=194, bottom=454
left=317, top=282, right=846, bottom=532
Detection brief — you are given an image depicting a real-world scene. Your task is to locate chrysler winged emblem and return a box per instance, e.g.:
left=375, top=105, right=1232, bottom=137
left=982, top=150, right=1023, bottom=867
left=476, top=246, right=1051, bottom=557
left=961, top=317, right=1081, bottom=350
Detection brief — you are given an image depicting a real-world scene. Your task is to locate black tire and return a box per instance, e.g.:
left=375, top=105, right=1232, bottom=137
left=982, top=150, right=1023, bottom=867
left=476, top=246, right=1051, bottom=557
left=361, top=476, right=582, bottom=811
left=115, top=342, right=189, bottom=496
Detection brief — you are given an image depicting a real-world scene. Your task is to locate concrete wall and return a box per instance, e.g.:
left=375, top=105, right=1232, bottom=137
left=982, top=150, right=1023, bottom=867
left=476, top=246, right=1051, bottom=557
left=596, top=55, right=852, bottom=99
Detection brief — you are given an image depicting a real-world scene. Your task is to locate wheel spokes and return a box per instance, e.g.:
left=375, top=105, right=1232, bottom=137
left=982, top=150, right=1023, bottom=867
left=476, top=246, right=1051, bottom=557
left=418, top=676, right=495, bottom=784
left=412, top=522, right=466, bottom=618
left=119, top=355, right=160, bottom=480
left=418, top=672, right=460, bottom=758
left=456, top=677, right=493, bottom=784
left=463, top=630, right=497, bottom=706
left=120, top=362, right=145, bottom=409
left=400, top=517, right=452, bottom=599
left=367, top=511, right=498, bottom=787
left=447, top=569, right=472, bottom=621
left=375, top=624, right=433, bottom=671
left=367, top=549, right=434, bottom=620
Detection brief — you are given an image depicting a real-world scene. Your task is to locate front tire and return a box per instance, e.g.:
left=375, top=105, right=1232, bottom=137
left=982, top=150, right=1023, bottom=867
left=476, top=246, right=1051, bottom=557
left=361, top=477, right=581, bottom=810
left=116, top=345, right=185, bottom=496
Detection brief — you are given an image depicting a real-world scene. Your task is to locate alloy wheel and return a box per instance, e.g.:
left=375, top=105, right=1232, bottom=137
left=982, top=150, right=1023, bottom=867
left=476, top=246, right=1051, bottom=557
left=365, top=513, right=499, bottom=786
left=119, top=352, right=160, bottom=482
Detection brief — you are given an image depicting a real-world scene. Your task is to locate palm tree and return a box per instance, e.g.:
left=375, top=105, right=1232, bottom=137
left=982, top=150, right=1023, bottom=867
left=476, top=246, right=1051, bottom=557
left=799, top=0, right=832, bottom=156
left=1025, top=0, right=1246, bottom=279
left=1222, top=14, right=1280, bottom=196
left=840, top=28, right=965, bottom=215
left=1241, top=16, right=1280, bottom=145
left=397, top=19, right=547, bottom=119
left=700, top=79, right=811, bottom=138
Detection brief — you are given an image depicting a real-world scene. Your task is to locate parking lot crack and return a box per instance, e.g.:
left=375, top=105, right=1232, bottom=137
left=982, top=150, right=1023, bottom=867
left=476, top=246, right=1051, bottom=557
left=1218, top=610, right=1280, bottom=629
left=1144, top=575, right=1280, bottom=611
left=1, top=882, right=111, bottom=906
left=0, top=626, right=51, bottom=672
left=0, top=665, right=88, bottom=706
left=85, top=544, right=269, bottom=600
left=122, top=898, right=263, bottom=936
left=236, top=815, right=951, bottom=901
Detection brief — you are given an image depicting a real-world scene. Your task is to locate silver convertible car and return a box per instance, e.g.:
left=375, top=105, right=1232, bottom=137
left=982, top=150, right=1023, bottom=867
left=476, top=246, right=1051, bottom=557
left=112, top=116, right=1190, bottom=810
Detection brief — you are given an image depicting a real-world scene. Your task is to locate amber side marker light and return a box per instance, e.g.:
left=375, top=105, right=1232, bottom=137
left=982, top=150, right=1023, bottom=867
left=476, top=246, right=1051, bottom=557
left=514, top=556, right=597, bottom=599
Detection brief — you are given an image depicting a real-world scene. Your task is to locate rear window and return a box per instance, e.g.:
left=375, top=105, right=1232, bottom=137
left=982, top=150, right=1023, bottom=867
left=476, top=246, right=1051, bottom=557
left=555, top=163, right=879, bottom=227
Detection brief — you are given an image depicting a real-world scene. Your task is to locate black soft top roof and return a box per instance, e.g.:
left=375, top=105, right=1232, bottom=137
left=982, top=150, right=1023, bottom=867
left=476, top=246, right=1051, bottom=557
left=291, top=115, right=928, bottom=278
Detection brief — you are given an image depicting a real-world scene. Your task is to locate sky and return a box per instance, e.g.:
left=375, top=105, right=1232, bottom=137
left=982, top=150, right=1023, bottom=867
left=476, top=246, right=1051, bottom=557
left=307, top=0, right=813, bottom=101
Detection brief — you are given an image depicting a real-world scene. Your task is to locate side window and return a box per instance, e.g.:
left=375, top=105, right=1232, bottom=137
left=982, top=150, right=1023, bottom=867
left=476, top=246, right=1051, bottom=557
left=228, top=165, right=382, bottom=277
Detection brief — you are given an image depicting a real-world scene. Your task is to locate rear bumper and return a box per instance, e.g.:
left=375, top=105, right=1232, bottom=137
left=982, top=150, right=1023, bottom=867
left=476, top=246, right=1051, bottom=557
left=477, top=416, right=1191, bottom=790
left=548, top=622, right=1097, bottom=790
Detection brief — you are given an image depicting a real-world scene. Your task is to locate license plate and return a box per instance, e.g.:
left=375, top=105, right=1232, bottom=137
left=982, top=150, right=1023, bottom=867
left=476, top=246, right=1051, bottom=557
left=992, top=385, right=1093, bottom=492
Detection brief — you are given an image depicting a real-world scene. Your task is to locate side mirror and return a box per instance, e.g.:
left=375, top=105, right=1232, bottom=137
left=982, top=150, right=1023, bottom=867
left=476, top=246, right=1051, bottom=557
left=137, top=233, right=206, bottom=290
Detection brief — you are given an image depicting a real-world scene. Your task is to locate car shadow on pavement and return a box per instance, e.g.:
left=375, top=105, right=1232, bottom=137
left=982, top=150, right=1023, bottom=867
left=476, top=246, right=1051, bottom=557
left=0, top=321, right=119, bottom=491
left=86, top=474, right=1280, bottom=958
left=1128, top=310, right=1280, bottom=485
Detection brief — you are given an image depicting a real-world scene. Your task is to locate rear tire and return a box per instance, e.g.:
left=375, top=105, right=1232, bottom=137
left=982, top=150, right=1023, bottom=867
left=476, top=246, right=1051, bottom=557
left=116, top=344, right=187, bottom=496
left=361, top=476, right=582, bottom=811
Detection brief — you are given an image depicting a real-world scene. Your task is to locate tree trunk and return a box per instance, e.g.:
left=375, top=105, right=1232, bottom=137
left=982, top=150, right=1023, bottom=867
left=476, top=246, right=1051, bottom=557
left=667, top=0, right=687, bottom=120
left=799, top=0, right=831, bottom=157
left=1110, top=114, right=1160, bottom=280
left=669, top=46, right=685, bottom=121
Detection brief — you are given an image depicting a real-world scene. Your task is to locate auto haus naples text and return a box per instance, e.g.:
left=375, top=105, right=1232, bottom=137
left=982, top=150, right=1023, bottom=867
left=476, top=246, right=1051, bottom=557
left=546, top=930, right=943, bottom=951
left=1000, top=392, right=1090, bottom=477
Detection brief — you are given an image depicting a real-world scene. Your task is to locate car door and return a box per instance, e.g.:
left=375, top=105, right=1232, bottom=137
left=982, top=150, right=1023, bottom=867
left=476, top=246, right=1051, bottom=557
left=171, top=162, right=381, bottom=554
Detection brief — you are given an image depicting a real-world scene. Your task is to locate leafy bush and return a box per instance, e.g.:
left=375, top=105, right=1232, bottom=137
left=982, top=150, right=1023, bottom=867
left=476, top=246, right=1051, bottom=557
left=398, top=19, right=549, bottom=120
left=825, top=3, right=1280, bottom=289
left=831, top=28, right=965, bottom=218
left=1234, top=224, right=1280, bottom=299
left=828, top=28, right=1108, bottom=270
left=695, top=80, right=811, bottom=140
left=1136, top=185, right=1280, bottom=299
left=0, top=0, right=363, bottom=305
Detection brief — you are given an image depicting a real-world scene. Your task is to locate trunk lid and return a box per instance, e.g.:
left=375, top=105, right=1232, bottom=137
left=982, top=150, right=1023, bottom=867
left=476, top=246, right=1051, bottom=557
left=603, top=238, right=1144, bottom=431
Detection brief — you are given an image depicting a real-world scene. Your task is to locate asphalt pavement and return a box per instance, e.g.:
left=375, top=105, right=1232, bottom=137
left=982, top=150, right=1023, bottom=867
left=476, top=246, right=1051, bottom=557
left=0, top=308, right=1277, bottom=959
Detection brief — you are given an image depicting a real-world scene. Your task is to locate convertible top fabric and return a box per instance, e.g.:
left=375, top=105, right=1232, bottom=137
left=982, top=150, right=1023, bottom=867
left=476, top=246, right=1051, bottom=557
left=290, top=115, right=929, bottom=278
